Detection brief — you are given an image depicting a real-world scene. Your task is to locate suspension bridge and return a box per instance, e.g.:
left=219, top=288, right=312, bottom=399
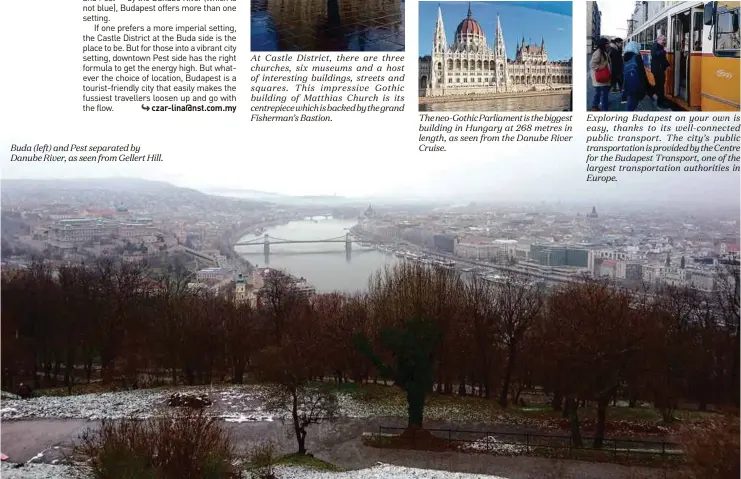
left=234, top=233, right=361, bottom=260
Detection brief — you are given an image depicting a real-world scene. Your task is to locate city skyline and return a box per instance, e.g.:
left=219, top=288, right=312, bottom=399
left=2, top=174, right=739, bottom=212
left=419, top=1, right=573, bottom=59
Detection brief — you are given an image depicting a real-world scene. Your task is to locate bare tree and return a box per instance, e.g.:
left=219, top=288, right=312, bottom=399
left=492, top=275, right=544, bottom=407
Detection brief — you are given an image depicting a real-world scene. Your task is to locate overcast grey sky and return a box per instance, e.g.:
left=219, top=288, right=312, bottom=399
left=597, top=0, right=635, bottom=37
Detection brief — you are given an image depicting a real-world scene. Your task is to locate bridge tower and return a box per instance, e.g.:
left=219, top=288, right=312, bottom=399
left=345, top=233, right=352, bottom=262
left=263, top=234, right=270, bottom=265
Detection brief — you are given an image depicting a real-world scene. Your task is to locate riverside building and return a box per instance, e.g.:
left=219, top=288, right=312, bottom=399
left=419, top=5, right=572, bottom=97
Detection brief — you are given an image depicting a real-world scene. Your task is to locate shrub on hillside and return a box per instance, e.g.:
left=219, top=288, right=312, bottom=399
left=247, top=442, right=278, bottom=479
left=678, top=413, right=739, bottom=479
left=74, top=409, right=238, bottom=479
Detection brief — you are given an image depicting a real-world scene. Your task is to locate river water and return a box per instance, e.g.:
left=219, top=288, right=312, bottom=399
left=419, top=91, right=572, bottom=112
left=235, top=217, right=399, bottom=293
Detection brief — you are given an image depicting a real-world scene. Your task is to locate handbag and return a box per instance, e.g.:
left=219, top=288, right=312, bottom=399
left=595, top=65, right=611, bottom=83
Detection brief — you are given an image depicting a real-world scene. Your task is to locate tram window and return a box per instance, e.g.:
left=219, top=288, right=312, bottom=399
left=693, top=12, right=703, bottom=51
left=715, top=8, right=740, bottom=56
left=656, top=18, right=668, bottom=39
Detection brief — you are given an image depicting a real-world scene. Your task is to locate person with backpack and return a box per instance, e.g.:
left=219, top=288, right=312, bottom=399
left=622, top=41, right=651, bottom=111
left=590, top=38, right=612, bottom=111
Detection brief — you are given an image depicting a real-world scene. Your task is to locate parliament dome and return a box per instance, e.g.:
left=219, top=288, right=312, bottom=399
left=454, top=5, right=486, bottom=49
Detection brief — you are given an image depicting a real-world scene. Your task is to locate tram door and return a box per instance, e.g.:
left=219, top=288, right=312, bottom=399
left=672, top=10, right=692, bottom=103
left=690, top=8, right=705, bottom=108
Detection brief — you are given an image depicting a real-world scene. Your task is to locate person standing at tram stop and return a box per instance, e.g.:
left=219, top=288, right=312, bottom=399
left=590, top=37, right=612, bottom=111
left=651, top=35, right=671, bottom=108
left=608, top=38, right=624, bottom=94
left=622, top=41, right=652, bottom=111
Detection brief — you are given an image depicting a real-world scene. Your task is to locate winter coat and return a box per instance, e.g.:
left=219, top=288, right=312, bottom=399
left=650, top=41, right=670, bottom=73
left=608, top=43, right=624, bottom=77
left=590, top=48, right=612, bottom=87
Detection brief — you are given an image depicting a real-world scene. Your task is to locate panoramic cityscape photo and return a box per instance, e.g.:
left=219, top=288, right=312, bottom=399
left=0, top=166, right=739, bottom=478
left=419, top=1, right=574, bottom=111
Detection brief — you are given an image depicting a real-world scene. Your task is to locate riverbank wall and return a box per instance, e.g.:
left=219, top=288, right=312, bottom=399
left=419, top=88, right=572, bottom=105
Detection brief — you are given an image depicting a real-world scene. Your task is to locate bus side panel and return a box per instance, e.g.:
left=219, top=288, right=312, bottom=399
left=701, top=55, right=741, bottom=111
left=690, top=53, right=702, bottom=109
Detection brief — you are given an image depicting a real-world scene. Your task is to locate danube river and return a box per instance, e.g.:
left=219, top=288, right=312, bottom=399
left=235, top=217, right=399, bottom=293
left=419, top=91, right=571, bottom=112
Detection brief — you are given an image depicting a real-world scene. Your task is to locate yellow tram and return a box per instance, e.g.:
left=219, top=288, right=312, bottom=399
left=627, top=1, right=740, bottom=111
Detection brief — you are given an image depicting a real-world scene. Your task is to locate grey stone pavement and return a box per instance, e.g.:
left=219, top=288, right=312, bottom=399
left=585, top=56, right=664, bottom=112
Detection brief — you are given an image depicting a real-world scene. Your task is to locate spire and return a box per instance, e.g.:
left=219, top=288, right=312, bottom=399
left=433, top=5, right=447, bottom=54
left=467, top=2, right=472, bottom=18
left=495, top=13, right=506, bottom=58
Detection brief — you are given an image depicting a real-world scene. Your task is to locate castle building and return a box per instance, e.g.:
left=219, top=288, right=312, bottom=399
left=419, top=5, right=572, bottom=96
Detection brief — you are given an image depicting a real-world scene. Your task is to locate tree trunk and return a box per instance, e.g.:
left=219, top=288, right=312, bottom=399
left=290, top=389, right=307, bottom=455
left=593, top=392, right=611, bottom=449
left=32, top=358, right=40, bottom=389
left=406, top=387, right=425, bottom=428
left=458, top=377, right=467, bottom=396
left=52, top=360, right=61, bottom=386
left=297, top=428, right=307, bottom=455
left=552, top=391, right=563, bottom=411
left=64, top=350, right=75, bottom=389
left=514, top=384, right=524, bottom=404
left=85, top=358, right=93, bottom=384
left=499, top=345, right=517, bottom=408
left=566, top=397, right=582, bottom=448
left=732, top=335, right=740, bottom=406
left=232, top=360, right=245, bottom=384
left=185, top=366, right=194, bottom=386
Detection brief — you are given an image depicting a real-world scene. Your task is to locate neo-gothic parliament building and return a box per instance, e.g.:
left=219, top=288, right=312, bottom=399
left=419, top=5, right=572, bottom=96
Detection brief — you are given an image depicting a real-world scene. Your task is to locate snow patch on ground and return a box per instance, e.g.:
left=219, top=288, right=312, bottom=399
left=0, top=389, right=168, bottom=420
left=0, top=384, right=529, bottom=426
left=458, top=436, right=528, bottom=456
left=1, top=462, right=510, bottom=479
left=1, top=463, right=77, bottom=479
